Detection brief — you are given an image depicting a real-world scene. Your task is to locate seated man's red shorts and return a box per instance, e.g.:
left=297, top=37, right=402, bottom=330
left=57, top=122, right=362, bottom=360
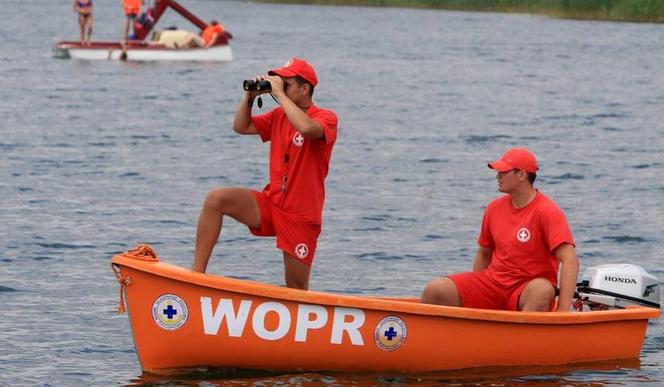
left=449, top=271, right=537, bottom=311
left=248, top=190, right=321, bottom=265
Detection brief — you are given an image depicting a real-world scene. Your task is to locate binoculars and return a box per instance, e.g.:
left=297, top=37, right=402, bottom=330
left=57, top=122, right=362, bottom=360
left=243, top=79, right=271, bottom=92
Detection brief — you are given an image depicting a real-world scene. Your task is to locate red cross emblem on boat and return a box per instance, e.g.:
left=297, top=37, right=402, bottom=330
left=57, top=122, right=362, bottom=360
left=295, top=243, right=309, bottom=259
left=374, top=315, right=407, bottom=352
left=517, top=227, right=531, bottom=243
left=152, top=293, right=189, bottom=330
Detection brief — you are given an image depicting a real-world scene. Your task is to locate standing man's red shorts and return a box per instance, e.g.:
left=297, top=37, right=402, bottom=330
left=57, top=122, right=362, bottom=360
left=249, top=191, right=321, bottom=265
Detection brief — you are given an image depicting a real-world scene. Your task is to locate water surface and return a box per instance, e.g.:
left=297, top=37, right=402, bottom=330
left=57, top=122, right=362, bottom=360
left=1, top=0, right=663, bottom=385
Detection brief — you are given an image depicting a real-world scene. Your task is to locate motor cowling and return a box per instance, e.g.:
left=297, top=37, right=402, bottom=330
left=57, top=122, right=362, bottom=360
left=576, top=264, right=660, bottom=309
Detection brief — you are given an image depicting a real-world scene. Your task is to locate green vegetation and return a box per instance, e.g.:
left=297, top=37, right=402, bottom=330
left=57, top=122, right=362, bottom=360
left=258, top=0, right=664, bottom=23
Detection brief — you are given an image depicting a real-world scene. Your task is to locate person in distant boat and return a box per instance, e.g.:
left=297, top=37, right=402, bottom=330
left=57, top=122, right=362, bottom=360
left=421, top=147, right=579, bottom=312
left=73, top=0, right=93, bottom=46
left=122, top=0, right=142, bottom=45
left=192, top=58, right=338, bottom=290
left=153, top=29, right=205, bottom=49
left=201, top=20, right=224, bottom=48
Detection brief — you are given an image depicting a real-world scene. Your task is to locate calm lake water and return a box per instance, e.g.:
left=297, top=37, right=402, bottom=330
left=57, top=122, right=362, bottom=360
left=1, top=0, right=663, bottom=385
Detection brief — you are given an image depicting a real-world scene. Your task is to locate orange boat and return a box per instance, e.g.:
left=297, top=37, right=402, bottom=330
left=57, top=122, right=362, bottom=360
left=111, top=245, right=660, bottom=374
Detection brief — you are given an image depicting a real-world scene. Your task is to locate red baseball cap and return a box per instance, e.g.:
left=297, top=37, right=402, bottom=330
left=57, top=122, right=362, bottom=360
left=488, top=147, right=539, bottom=173
left=268, top=58, right=318, bottom=87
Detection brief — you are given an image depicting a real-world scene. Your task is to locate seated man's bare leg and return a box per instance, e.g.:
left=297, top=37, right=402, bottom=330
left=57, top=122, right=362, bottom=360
left=193, top=187, right=260, bottom=272
left=283, top=252, right=311, bottom=290
left=518, top=278, right=556, bottom=311
left=421, top=277, right=461, bottom=306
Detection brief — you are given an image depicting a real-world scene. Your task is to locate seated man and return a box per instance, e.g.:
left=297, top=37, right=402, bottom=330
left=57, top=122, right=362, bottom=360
left=201, top=20, right=224, bottom=48
left=421, top=147, right=578, bottom=312
left=152, top=20, right=225, bottom=50
left=154, top=29, right=205, bottom=48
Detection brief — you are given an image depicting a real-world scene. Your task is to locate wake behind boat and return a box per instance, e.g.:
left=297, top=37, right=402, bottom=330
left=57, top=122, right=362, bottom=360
left=55, top=0, right=232, bottom=62
left=111, top=245, right=660, bottom=374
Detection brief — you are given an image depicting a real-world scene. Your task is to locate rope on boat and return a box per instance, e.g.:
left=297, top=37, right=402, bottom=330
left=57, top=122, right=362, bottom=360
left=111, top=263, right=130, bottom=314
left=125, top=243, right=159, bottom=261
left=111, top=244, right=159, bottom=313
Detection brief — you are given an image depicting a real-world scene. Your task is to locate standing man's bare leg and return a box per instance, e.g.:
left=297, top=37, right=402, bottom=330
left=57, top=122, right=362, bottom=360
left=283, top=252, right=311, bottom=290
left=123, top=18, right=130, bottom=45
left=192, top=188, right=260, bottom=272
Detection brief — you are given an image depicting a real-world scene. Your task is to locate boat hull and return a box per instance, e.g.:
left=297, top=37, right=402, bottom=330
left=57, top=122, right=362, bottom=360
left=55, top=41, right=232, bottom=62
left=111, top=252, right=660, bottom=374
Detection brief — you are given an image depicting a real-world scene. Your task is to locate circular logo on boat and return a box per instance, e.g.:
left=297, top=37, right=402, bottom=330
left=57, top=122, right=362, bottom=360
left=374, top=315, right=407, bottom=352
left=292, top=132, right=304, bottom=147
left=295, top=243, right=309, bottom=259
left=152, top=294, right=188, bottom=331
left=516, top=227, right=531, bottom=243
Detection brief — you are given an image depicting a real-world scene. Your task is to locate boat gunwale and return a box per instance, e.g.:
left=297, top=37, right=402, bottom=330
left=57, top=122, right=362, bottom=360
left=112, top=254, right=661, bottom=324
left=57, top=41, right=230, bottom=52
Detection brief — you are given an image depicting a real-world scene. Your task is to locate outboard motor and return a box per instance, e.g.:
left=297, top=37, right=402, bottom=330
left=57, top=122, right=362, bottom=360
left=576, top=264, right=660, bottom=310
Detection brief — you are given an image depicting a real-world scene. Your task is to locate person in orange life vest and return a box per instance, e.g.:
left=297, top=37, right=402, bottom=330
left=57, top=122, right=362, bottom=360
left=201, top=20, right=224, bottom=48
left=73, top=0, right=93, bottom=46
left=192, top=58, right=338, bottom=290
left=421, top=147, right=579, bottom=312
left=122, top=0, right=142, bottom=45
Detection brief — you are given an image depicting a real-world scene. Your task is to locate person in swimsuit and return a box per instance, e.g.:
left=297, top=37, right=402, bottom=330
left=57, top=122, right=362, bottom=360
left=73, top=0, right=93, bottom=46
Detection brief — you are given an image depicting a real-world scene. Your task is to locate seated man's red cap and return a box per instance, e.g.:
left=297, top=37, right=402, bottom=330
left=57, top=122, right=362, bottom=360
left=488, top=147, right=539, bottom=173
left=268, top=58, right=318, bottom=87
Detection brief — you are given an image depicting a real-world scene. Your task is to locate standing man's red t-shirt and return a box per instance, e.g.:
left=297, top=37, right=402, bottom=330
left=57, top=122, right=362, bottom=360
left=252, top=104, right=338, bottom=224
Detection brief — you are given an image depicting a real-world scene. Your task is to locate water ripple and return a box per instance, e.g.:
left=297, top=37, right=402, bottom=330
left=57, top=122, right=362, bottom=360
left=463, top=135, right=512, bottom=144
left=602, top=236, right=648, bottom=244
left=419, top=157, right=448, bottom=163
left=354, top=252, right=404, bottom=261
left=35, top=242, right=96, bottom=249
left=553, top=173, right=585, bottom=180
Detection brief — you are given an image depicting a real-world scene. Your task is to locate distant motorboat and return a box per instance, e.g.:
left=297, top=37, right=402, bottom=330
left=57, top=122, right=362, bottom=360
left=54, top=40, right=232, bottom=62
left=55, top=0, right=232, bottom=62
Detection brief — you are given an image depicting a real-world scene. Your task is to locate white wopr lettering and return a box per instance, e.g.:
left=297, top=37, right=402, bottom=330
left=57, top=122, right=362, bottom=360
left=331, top=307, right=365, bottom=345
left=200, top=297, right=366, bottom=346
left=201, top=297, right=252, bottom=336
left=295, top=304, right=328, bottom=342
left=252, top=302, right=291, bottom=341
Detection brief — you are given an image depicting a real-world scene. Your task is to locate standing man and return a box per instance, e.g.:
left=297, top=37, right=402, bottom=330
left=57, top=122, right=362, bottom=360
left=122, top=0, right=141, bottom=45
left=421, top=147, right=578, bottom=312
left=192, top=58, right=338, bottom=290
